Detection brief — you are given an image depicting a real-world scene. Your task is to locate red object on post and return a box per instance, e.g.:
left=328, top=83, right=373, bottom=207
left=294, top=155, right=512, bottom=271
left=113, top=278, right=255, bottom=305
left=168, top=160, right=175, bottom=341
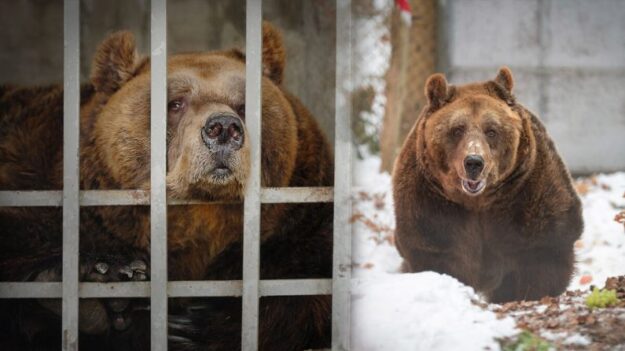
left=395, top=0, right=412, bottom=24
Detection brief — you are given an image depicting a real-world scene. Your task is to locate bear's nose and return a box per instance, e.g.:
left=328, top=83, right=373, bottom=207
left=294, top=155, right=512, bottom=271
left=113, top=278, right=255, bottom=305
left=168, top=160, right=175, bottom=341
left=464, top=155, right=484, bottom=180
left=201, top=114, right=244, bottom=150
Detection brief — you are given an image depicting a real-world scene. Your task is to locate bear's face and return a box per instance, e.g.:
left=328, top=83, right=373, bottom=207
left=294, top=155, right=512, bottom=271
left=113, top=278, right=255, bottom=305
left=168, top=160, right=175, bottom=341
left=419, top=68, right=527, bottom=201
left=88, top=25, right=296, bottom=201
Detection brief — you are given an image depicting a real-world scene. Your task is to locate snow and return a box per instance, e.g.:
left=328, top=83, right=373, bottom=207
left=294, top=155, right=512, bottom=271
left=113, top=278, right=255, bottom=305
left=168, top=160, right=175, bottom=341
left=352, top=273, right=517, bottom=351
left=352, top=155, right=400, bottom=278
left=563, top=333, right=592, bottom=346
left=351, top=156, right=625, bottom=350
left=570, top=172, right=625, bottom=290
left=352, top=3, right=391, bottom=143
left=540, top=330, right=591, bottom=346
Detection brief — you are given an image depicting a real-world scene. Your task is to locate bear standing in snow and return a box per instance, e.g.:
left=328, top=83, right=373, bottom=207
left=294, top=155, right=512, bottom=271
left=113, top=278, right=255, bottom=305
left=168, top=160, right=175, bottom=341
left=0, top=23, right=332, bottom=350
left=392, top=67, right=583, bottom=303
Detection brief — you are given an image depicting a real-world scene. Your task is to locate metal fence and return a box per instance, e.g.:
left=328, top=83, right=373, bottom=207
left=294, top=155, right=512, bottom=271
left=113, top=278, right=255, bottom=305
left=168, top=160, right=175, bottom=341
left=0, top=0, right=352, bottom=350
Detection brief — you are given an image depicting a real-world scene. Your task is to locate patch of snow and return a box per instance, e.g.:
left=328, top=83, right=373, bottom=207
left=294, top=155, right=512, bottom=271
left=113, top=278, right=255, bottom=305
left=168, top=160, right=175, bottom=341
left=570, top=172, right=625, bottom=290
left=352, top=156, right=400, bottom=277
left=540, top=330, right=568, bottom=341
left=352, top=3, right=391, bottom=141
left=563, top=333, right=592, bottom=346
left=352, top=272, right=517, bottom=351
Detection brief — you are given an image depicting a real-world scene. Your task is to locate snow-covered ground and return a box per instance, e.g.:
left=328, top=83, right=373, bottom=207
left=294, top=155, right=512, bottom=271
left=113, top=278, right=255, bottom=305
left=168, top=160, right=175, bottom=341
left=570, top=173, right=625, bottom=291
left=350, top=155, right=625, bottom=350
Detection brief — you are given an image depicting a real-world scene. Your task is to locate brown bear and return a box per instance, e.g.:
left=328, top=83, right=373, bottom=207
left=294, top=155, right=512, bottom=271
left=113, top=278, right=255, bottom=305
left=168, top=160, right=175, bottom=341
left=392, top=67, right=583, bottom=303
left=0, top=23, right=333, bottom=351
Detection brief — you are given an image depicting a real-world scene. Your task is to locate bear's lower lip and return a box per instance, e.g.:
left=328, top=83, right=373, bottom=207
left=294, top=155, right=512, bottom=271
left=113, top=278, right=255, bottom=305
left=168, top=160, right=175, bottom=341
left=211, top=166, right=232, bottom=178
left=461, top=179, right=486, bottom=195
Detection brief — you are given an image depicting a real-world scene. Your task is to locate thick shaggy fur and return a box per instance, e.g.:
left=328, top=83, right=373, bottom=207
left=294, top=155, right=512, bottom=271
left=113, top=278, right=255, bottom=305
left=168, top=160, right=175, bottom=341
left=0, top=23, right=333, bottom=350
left=393, top=68, right=583, bottom=303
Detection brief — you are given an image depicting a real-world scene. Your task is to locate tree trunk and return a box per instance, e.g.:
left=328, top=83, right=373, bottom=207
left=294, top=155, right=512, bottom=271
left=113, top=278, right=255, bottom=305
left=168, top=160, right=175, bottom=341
left=379, top=0, right=437, bottom=173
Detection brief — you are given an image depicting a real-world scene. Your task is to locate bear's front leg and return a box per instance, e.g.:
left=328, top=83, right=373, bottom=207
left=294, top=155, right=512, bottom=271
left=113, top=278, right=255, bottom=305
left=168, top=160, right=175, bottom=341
left=401, top=246, right=482, bottom=289
left=488, top=246, right=575, bottom=303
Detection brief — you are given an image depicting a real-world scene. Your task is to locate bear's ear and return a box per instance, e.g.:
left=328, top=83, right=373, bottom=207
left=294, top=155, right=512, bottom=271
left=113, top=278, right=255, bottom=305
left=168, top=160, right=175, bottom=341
left=425, top=73, right=450, bottom=110
left=262, top=22, right=286, bottom=84
left=90, top=31, right=141, bottom=95
left=494, top=66, right=514, bottom=92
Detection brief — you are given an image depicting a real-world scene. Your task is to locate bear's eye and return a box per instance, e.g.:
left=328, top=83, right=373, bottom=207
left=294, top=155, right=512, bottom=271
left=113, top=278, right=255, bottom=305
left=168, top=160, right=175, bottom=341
left=485, top=129, right=497, bottom=138
left=452, top=127, right=464, bottom=138
left=168, top=99, right=185, bottom=113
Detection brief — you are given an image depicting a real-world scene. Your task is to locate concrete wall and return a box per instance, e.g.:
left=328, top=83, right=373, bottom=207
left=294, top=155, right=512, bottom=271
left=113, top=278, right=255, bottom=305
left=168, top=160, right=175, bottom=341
left=0, top=0, right=336, bottom=142
left=440, top=0, right=625, bottom=173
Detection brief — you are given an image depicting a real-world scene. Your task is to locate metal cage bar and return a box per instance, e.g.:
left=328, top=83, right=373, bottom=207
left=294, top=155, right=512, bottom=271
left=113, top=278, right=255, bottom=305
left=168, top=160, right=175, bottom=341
left=0, top=187, right=333, bottom=207
left=0, top=279, right=332, bottom=299
left=242, top=0, right=263, bottom=349
left=150, top=0, right=169, bottom=349
left=62, top=0, right=80, bottom=350
left=332, top=0, right=353, bottom=350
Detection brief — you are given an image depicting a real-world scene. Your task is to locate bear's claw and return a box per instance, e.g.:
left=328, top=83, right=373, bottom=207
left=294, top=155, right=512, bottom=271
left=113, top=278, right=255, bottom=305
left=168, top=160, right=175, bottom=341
left=88, top=257, right=149, bottom=331
left=94, top=261, right=109, bottom=274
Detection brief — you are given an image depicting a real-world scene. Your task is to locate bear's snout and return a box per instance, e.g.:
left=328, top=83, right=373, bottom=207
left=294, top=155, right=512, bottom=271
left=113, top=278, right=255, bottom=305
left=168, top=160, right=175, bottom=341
left=463, top=154, right=484, bottom=180
left=201, top=113, right=245, bottom=151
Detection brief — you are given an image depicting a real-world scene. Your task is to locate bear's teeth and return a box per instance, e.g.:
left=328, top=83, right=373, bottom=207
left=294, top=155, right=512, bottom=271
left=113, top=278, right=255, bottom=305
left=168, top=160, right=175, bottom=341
left=462, top=179, right=485, bottom=194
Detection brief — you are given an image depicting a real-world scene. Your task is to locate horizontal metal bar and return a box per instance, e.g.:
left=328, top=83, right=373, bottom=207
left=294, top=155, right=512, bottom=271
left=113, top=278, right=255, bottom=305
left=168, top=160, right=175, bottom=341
left=81, top=282, right=150, bottom=298
left=168, top=281, right=243, bottom=297
left=0, top=279, right=332, bottom=298
left=0, top=191, right=62, bottom=207
left=259, top=279, right=331, bottom=296
left=261, top=187, right=333, bottom=203
left=0, top=282, right=62, bottom=298
left=81, top=190, right=149, bottom=206
left=0, top=187, right=334, bottom=207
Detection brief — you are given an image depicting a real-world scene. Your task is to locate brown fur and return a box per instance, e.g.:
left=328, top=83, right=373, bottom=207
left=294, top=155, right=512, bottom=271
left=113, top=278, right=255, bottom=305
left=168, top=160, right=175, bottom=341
left=393, top=67, right=583, bottom=303
left=0, top=23, right=332, bottom=350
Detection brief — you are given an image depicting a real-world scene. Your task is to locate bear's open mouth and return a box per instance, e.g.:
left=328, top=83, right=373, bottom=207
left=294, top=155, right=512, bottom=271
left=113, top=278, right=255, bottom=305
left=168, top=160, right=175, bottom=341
left=461, top=179, right=486, bottom=195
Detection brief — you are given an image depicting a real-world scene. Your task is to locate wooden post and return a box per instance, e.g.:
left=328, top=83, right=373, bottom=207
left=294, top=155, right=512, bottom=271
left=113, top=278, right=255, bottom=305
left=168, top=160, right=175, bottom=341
left=379, top=0, right=437, bottom=173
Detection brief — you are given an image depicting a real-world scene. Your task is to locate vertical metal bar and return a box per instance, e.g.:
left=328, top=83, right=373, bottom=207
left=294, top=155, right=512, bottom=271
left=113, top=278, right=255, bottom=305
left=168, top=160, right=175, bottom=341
left=62, top=0, right=80, bottom=349
left=150, top=0, right=168, bottom=349
left=332, top=0, right=352, bottom=350
left=242, top=0, right=262, bottom=349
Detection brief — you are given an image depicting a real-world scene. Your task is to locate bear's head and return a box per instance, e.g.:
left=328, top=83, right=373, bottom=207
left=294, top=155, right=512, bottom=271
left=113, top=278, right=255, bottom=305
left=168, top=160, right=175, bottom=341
left=88, top=23, right=297, bottom=201
left=417, top=67, right=536, bottom=203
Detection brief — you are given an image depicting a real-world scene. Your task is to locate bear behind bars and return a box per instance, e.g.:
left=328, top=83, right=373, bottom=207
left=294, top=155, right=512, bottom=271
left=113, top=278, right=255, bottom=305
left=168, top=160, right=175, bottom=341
left=0, top=23, right=333, bottom=351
